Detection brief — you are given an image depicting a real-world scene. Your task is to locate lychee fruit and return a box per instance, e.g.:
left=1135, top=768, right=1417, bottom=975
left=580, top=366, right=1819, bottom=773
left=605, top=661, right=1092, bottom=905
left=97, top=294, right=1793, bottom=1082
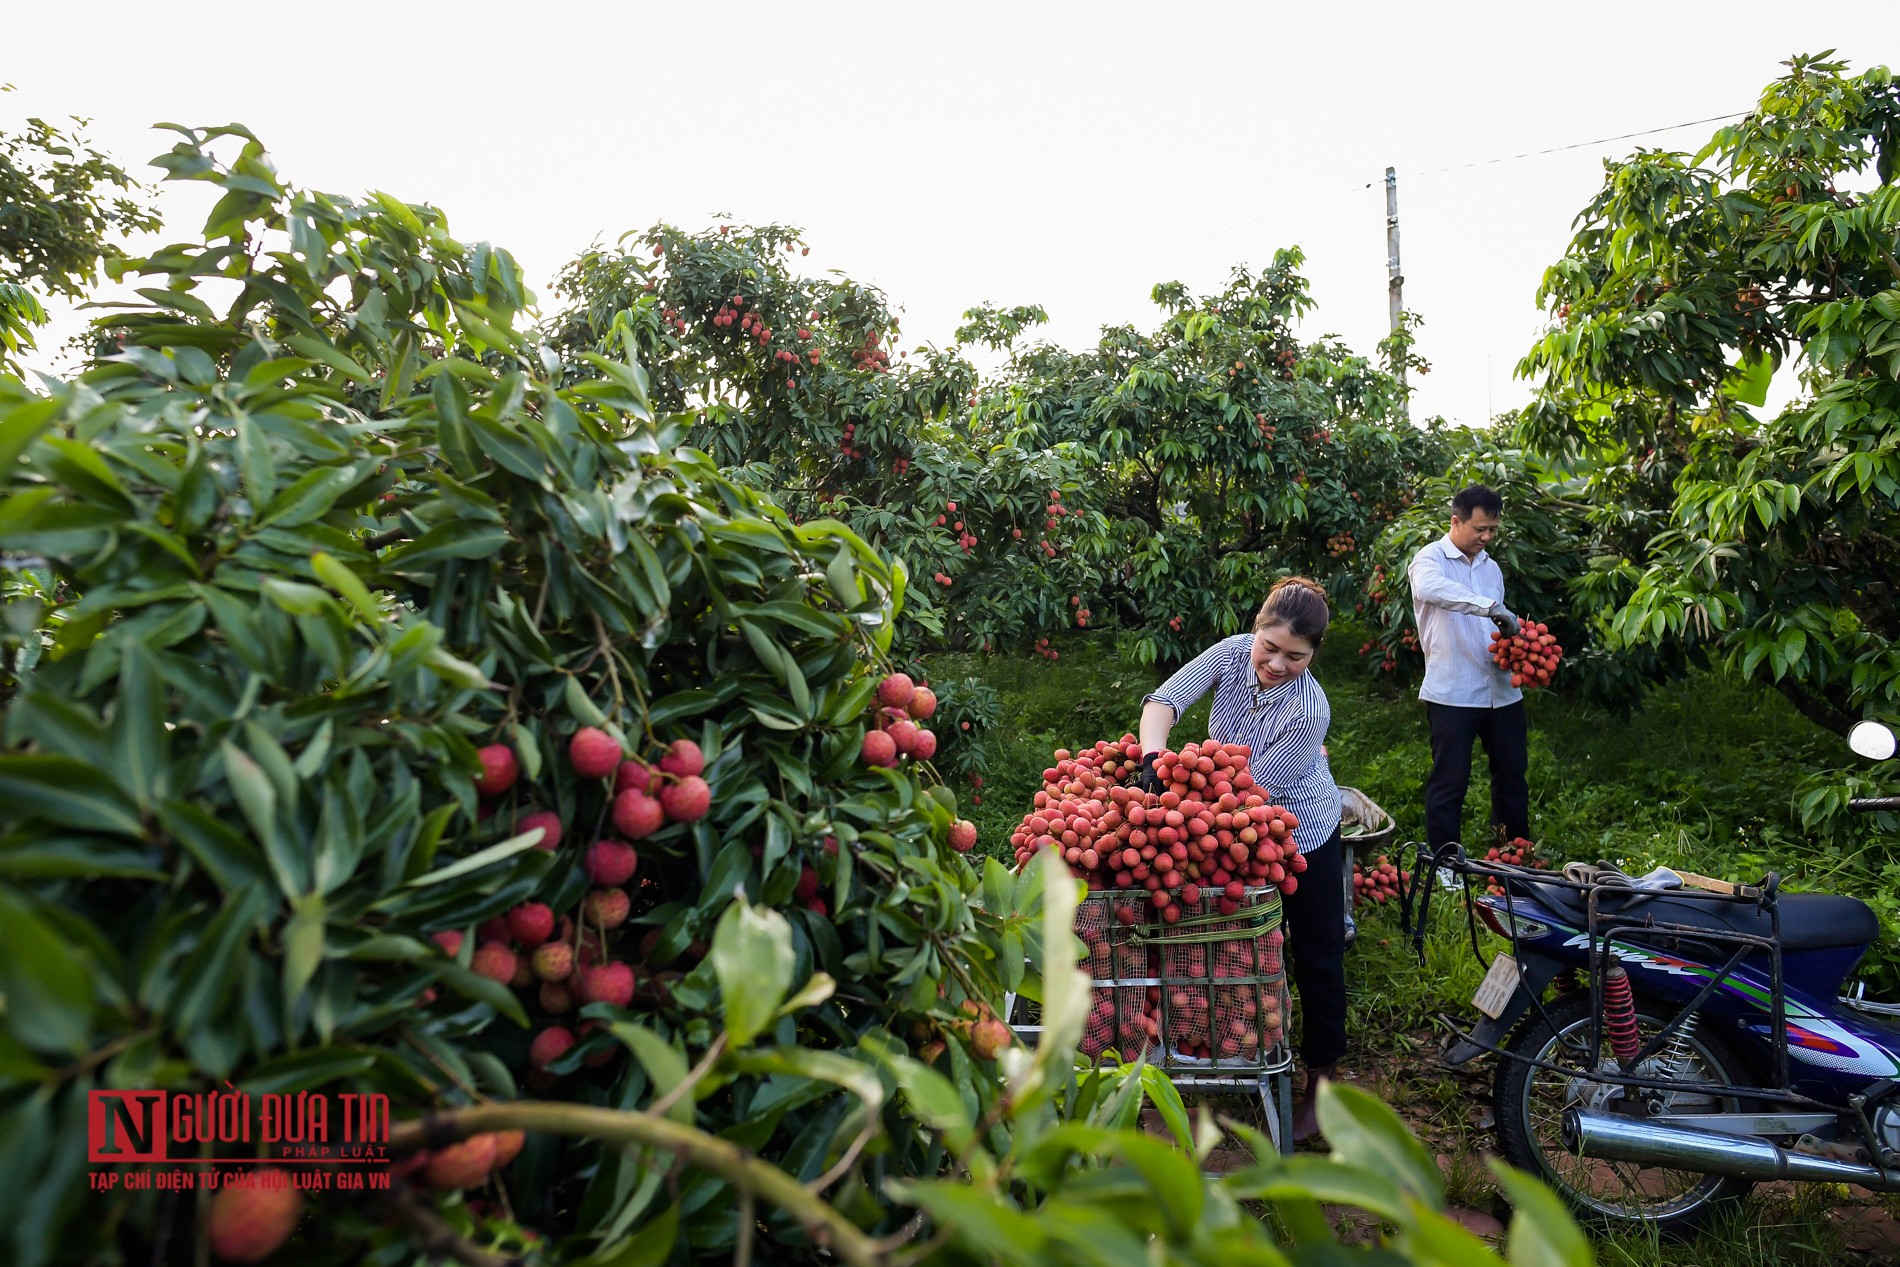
left=492, top=1129, right=526, bottom=1167
left=615, top=759, right=661, bottom=795
left=659, top=775, right=711, bottom=823
left=538, top=980, right=574, bottom=1012
left=532, top=942, right=574, bottom=982
left=886, top=718, right=920, bottom=756
left=206, top=1171, right=301, bottom=1262
left=424, top=1133, right=499, bottom=1189
left=471, top=942, right=517, bottom=984
left=971, top=1017, right=1013, bottom=1060
left=658, top=738, right=705, bottom=778
left=586, top=839, right=639, bottom=886
left=474, top=744, right=519, bottom=798
left=612, top=789, right=666, bottom=839
left=877, top=672, right=916, bottom=709
left=861, top=730, right=898, bottom=767
left=906, top=686, right=937, bottom=719
left=529, top=1025, right=576, bottom=1070
left=569, top=727, right=623, bottom=779
left=430, top=930, right=464, bottom=957
left=795, top=866, right=821, bottom=903
left=506, top=902, right=555, bottom=948
left=947, top=820, right=977, bottom=853
left=584, top=887, right=631, bottom=928
left=576, top=961, right=637, bottom=1009
left=518, top=810, right=562, bottom=852
left=911, top=729, right=937, bottom=761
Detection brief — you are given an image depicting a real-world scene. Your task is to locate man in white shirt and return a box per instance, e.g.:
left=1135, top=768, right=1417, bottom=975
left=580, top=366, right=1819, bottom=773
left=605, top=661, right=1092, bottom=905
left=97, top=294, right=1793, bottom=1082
left=1406, top=485, right=1529, bottom=856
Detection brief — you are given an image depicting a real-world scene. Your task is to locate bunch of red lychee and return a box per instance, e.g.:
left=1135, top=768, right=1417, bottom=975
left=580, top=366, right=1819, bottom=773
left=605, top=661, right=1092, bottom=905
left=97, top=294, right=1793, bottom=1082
left=1008, top=735, right=1306, bottom=919
left=1482, top=836, right=1550, bottom=896
left=851, top=330, right=890, bottom=372
left=858, top=672, right=941, bottom=768
left=1352, top=854, right=1409, bottom=907
left=1032, top=637, right=1059, bottom=660
left=1490, top=619, right=1563, bottom=689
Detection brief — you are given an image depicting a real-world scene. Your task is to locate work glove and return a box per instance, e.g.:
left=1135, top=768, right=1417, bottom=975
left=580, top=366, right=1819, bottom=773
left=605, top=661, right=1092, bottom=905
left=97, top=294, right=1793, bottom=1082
left=1136, top=752, right=1165, bottom=796
left=1488, top=603, right=1520, bottom=639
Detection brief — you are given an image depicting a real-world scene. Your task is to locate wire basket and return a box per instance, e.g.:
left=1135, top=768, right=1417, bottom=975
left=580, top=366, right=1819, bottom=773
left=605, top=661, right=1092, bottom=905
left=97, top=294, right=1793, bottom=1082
left=1076, top=887, right=1291, bottom=1074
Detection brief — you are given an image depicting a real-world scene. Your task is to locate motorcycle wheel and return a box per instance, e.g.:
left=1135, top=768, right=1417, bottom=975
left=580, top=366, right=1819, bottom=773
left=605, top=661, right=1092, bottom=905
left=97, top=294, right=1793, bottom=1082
left=1494, top=989, right=1754, bottom=1236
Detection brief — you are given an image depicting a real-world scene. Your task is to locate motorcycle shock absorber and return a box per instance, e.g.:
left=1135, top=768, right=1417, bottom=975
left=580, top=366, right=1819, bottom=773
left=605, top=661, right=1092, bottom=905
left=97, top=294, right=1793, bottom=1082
left=1655, top=1011, right=1701, bottom=1079
left=1552, top=968, right=1583, bottom=995
left=1600, top=958, right=1642, bottom=1066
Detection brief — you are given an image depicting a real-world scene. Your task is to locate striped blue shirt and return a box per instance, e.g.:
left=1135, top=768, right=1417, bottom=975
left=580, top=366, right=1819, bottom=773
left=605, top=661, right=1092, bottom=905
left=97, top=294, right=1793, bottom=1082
left=1143, top=634, right=1342, bottom=855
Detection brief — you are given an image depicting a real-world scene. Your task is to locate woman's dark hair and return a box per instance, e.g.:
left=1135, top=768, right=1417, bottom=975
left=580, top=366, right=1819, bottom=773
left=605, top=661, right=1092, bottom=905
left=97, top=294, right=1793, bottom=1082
left=1451, top=484, right=1503, bottom=519
left=1253, top=575, right=1329, bottom=646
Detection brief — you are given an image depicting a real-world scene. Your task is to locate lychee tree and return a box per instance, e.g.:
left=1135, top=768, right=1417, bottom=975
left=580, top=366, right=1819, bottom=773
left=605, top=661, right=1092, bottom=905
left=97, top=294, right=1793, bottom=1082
left=1516, top=53, right=1900, bottom=733
left=544, top=233, right=1448, bottom=668
left=0, top=126, right=1588, bottom=1267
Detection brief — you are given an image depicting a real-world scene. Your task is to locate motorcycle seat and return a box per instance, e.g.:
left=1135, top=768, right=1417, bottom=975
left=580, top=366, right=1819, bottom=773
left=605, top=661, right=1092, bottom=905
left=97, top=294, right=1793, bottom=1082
left=1507, top=882, right=1878, bottom=953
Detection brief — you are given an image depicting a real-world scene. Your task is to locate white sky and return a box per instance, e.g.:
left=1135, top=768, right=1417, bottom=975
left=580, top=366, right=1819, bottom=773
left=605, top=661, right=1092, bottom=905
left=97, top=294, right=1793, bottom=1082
left=6, top=1, right=1893, bottom=424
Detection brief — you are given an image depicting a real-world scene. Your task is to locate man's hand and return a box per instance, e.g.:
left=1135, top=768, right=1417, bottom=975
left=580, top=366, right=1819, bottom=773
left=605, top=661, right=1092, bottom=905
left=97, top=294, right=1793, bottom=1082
left=1489, top=603, right=1520, bottom=639
left=1136, top=752, right=1165, bottom=796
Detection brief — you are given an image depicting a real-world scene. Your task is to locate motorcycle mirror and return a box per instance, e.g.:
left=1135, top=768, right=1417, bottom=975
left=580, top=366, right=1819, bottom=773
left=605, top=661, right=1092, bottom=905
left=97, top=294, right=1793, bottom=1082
left=1849, top=720, right=1897, bottom=762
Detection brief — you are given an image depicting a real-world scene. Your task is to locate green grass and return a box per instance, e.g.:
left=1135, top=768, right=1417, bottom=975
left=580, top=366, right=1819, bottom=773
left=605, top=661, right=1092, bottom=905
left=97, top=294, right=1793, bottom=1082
left=921, top=622, right=1900, bottom=1265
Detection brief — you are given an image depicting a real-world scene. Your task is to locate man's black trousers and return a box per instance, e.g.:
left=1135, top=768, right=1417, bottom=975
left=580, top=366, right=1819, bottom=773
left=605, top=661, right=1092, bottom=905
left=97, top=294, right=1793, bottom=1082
left=1424, top=700, right=1529, bottom=852
left=1281, top=826, right=1346, bottom=1070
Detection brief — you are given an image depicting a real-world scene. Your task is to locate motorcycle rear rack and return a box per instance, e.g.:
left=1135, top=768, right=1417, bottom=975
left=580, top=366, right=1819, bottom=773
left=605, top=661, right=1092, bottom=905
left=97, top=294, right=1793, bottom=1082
left=1400, top=843, right=1801, bottom=1099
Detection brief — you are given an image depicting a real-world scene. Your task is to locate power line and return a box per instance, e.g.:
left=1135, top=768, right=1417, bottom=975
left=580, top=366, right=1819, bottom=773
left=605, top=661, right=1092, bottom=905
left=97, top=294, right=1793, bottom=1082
left=1365, top=109, right=1753, bottom=186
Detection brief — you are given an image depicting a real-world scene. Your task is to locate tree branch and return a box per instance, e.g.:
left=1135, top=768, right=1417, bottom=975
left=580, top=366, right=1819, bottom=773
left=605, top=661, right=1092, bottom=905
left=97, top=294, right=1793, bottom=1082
left=388, top=1102, right=882, bottom=1267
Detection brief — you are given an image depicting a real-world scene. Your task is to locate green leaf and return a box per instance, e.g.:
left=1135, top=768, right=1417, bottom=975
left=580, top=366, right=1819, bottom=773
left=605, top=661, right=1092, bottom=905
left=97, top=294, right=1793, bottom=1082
left=1221, top=1155, right=1410, bottom=1225
left=257, top=465, right=352, bottom=528
left=729, top=1046, right=886, bottom=1115
left=0, top=888, right=95, bottom=1055
left=1317, top=1080, right=1445, bottom=1206
left=310, top=551, right=379, bottom=622
left=109, top=644, right=167, bottom=813
left=281, top=893, right=327, bottom=1014
left=582, top=1204, right=679, bottom=1267
left=0, top=755, right=144, bottom=837
left=429, top=957, right=529, bottom=1026
left=380, top=521, right=513, bottom=571
left=221, top=741, right=303, bottom=897
left=710, top=898, right=795, bottom=1048
left=1489, top=1159, right=1593, bottom=1267
left=401, top=829, right=543, bottom=889
left=609, top=1023, right=693, bottom=1123
left=883, top=1052, right=968, bottom=1131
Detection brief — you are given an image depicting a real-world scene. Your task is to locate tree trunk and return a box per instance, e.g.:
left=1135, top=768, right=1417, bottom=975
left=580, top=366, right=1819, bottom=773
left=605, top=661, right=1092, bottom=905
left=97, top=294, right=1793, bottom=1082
left=1774, top=678, right=1855, bottom=737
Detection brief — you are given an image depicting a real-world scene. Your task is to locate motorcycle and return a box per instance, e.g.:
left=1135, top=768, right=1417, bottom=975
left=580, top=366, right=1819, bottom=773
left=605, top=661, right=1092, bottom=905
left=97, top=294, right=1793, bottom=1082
left=1410, top=719, right=1900, bottom=1235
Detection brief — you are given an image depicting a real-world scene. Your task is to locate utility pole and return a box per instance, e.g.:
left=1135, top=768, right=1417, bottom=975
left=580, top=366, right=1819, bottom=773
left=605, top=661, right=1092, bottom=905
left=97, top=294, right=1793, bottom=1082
left=1385, top=166, right=1407, bottom=419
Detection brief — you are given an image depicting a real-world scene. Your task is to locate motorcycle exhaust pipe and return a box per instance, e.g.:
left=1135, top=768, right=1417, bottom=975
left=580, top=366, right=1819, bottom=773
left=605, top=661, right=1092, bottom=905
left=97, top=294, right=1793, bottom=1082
left=1564, top=1109, right=1900, bottom=1192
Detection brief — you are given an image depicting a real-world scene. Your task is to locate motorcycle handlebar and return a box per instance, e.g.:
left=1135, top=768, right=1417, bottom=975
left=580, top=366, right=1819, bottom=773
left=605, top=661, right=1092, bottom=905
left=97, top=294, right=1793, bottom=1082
left=1847, top=797, right=1900, bottom=812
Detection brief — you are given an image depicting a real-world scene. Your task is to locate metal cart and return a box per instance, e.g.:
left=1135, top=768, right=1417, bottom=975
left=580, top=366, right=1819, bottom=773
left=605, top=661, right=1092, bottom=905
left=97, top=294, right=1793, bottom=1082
left=1003, top=887, right=1297, bottom=1157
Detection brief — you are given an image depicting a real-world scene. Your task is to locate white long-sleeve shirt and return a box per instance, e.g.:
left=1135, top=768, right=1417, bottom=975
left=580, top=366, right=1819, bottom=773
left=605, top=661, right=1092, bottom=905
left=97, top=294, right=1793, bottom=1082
left=1408, top=535, right=1521, bottom=709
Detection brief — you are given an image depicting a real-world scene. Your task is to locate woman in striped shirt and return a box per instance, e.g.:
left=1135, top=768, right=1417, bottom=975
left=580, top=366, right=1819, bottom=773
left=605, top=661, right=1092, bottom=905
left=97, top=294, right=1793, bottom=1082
left=1137, top=576, right=1346, bottom=1143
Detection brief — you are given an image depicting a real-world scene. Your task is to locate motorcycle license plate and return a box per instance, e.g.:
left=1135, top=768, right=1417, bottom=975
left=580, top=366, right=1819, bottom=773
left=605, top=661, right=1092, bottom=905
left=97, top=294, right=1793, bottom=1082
left=1471, top=953, right=1522, bottom=1020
